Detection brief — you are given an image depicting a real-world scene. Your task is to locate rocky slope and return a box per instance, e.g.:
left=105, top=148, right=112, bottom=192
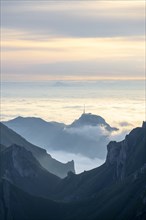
left=0, top=122, right=75, bottom=178
left=0, top=144, right=60, bottom=198
left=53, top=121, right=146, bottom=201
left=0, top=122, right=145, bottom=220
left=106, top=121, right=146, bottom=180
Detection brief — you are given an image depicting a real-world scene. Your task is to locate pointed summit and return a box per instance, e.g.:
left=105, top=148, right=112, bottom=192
left=69, top=113, right=118, bottom=132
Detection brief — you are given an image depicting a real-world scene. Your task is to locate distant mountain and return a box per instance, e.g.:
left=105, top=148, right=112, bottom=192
left=69, top=113, right=118, bottom=131
left=0, top=144, right=60, bottom=198
left=0, top=122, right=75, bottom=178
left=3, top=116, right=64, bottom=148
left=0, top=122, right=146, bottom=220
left=3, top=114, right=118, bottom=158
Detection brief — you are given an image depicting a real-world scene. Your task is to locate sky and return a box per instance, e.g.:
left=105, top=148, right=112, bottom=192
left=1, top=0, right=145, bottom=81
left=1, top=1, right=145, bottom=172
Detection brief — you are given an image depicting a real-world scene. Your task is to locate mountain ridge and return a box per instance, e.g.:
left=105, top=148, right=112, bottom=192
left=0, top=144, right=61, bottom=198
left=0, top=122, right=146, bottom=220
left=0, top=122, right=75, bottom=178
left=52, top=122, right=146, bottom=201
left=3, top=113, right=118, bottom=158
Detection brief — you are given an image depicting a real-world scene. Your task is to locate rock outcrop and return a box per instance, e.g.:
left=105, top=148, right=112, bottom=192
left=0, top=144, right=60, bottom=198
left=106, top=121, right=146, bottom=180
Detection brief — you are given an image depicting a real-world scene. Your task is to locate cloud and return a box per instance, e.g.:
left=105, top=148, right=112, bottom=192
left=118, top=121, right=133, bottom=127
left=65, top=124, right=132, bottom=144
left=1, top=1, right=145, bottom=81
left=2, top=56, right=145, bottom=81
left=65, top=125, right=108, bottom=142
left=108, top=128, right=132, bottom=143
left=1, top=1, right=145, bottom=39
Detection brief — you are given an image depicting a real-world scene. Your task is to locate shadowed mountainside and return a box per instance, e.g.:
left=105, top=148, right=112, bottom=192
left=0, top=144, right=60, bottom=198
left=0, top=122, right=145, bottom=220
left=0, top=122, right=75, bottom=178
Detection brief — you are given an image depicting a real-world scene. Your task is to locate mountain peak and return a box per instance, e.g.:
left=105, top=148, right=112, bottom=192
left=69, top=113, right=118, bottom=131
left=8, top=116, right=46, bottom=123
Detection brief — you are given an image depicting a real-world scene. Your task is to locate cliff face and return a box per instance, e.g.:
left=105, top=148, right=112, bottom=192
left=53, top=122, right=146, bottom=202
left=3, top=145, right=39, bottom=179
left=0, top=144, right=61, bottom=198
left=106, top=122, right=146, bottom=180
left=39, top=154, right=75, bottom=178
left=106, top=138, right=129, bottom=180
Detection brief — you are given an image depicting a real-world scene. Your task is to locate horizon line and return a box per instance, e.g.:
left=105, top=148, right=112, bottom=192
left=1, top=77, right=145, bottom=83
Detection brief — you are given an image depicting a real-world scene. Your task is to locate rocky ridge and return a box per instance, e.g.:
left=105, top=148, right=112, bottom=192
left=0, top=122, right=75, bottom=178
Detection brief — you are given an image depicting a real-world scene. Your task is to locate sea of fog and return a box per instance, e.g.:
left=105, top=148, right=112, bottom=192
left=1, top=80, right=145, bottom=126
left=1, top=80, right=145, bottom=173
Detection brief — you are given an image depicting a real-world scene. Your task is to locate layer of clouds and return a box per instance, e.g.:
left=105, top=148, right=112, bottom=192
left=1, top=80, right=145, bottom=126
left=1, top=1, right=145, bottom=81
left=2, top=58, right=145, bottom=81
left=65, top=125, right=108, bottom=142
left=1, top=1, right=145, bottom=39
left=65, top=124, right=132, bottom=145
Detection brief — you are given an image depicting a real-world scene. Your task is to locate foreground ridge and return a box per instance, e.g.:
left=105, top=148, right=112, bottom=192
left=0, top=122, right=146, bottom=220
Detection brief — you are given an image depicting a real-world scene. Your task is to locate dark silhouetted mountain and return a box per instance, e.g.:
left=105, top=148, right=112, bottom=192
left=106, top=121, right=146, bottom=180
left=0, top=122, right=75, bottom=178
left=0, top=122, right=146, bottom=220
left=53, top=122, right=146, bottom=201
left=69, top=113, right=118, bottom=131
left=0, top=178, right=72, bottom=220
left=0, top=144, right=60, bottom=198
left=3, top=114, right=118, bottom=158
left=0, top=144, right=6, bottom=152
